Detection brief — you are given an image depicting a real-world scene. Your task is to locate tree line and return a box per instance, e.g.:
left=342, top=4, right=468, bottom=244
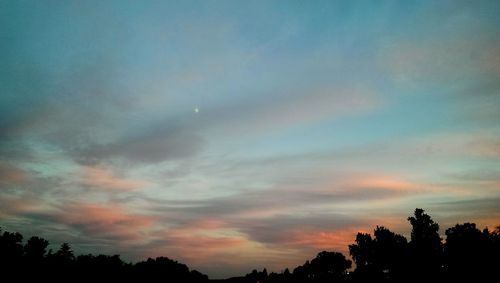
left=230, top=209, right=500, bottom=283
left=0, top=229, right=208, bottom=282
left=1, top=208, right=499, bottom=282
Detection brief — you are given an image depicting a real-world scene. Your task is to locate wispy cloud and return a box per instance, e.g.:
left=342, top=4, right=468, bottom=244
left=197, top=84, right=381, bottom=136
left=0, top=163, right=29, bottom=186
left=55, top=202, right=155, bottom=243
left=80, top=166, right=148, bottom=191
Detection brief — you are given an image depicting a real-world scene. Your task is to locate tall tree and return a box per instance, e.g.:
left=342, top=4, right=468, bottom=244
left=349, top=227, right=407, bottom=280
left=0, top=230, right=24, bottom=263
left=372, top=226, right=408, bottom=278
left=407, top=208, right=442, bottom=279
left=444, top=223, right=489, bottom=280
left=349, top=233, right=375, bottom=274
left=24, top=236, right=49, bottom=261
left=52, top=242, right=75, bottom=265
left=309, top=251, right=352, bottom=281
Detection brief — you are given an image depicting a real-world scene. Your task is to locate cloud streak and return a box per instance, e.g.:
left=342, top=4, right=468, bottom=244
left=80, top=166, right=148, bottom=191
left=0, top=163, right=29, bottom=186
left=55, top=202, right=155, bottom=242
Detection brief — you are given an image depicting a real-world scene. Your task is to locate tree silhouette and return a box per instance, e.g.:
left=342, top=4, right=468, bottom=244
left=24, top=236, right=49, bottom=261
left=407, top=208, right=442, bottom=279
left=489, top=225, right=500, bottom=276
left=0, top=229, right=24, bottom=266
left=309, top=251, right=351, bottom=282
left=54, top=242, right=75, bottom=261
left=349, top=226, right=408, bottom=281
left=0, top=227, right=209, bottom=282
left=1, top=209, right=499, bottom=282
left=349, top=232, right=376, bottom=279
left=76, top=254, right=126, bottom=280
left=132, top=256, right=208, bottom=281
left=292, top=260, right=311, bottom=281
left=444, top=223, right=490, bottom=280
left=373, top=226, right=408, bottom=279
left=23, top=235, right=49, bottom=275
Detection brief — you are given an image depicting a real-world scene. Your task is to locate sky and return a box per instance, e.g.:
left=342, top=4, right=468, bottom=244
left=1, top=0, right=500, bottom=278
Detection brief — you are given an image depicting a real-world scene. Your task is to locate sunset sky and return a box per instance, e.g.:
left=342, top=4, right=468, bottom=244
left=1, top=0, right=500, bottom=278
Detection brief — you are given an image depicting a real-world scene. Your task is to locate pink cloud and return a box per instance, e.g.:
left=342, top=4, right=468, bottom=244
left=168, top=234, right=245, bottom=251
left=184, top=218, right=228, bottom=230
left=313, top=171, right=422, bottom=193
left=0, top=164, right=29, bottom=186
left=351, top=176, right=418, bottom=191
left=143, top=227, right=249, bottom=265
left=0, top=196, right=44, bottom=219
left=287, top=228, right=362, bottom=256
left=80, top=166, right=148, bottom=191
left=58, top=202, right=155, bottom=242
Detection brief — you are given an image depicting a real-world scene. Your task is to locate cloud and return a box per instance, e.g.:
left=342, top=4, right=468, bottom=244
left=425, top=198, right=500, bottom=233
left=148, top=231, right=247, bottom=259
left=232, top=213, right=361, bottom=247
left=0, top=163, right=29, bottom=186
left=80, top=166, right=148, bottom=191
left=434, top=197, right=500, bottom=213
left=148, top=185, right=411, bottom=220
left=0, top=197, right=156, bottom=243
left=136, top=173, right=422, bottom=254
left=378, top=27, right=500, bottom=86
left=0, top=195, right=42, bottom=218
left=287, top=229, right=362, bottom=252
left=133, top=170, right=425, bottom=237
left=76, top=124, right=204, bottom=164
left=306, top=130, right=500, bottom=169
left=197, top=84, right=380, bottom=137
left=350, top=177, right=417, bottom=191
left=395, top=131, right=500, bottom=161
left=1, top=1, right=499, bottom=278
left=55, top=202, right=155, bottom=243
left=479, top=41, right=500, bottom=75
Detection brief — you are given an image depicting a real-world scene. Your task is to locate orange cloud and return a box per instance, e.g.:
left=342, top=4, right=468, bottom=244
left=80, top=166, right=148, bottom=191
left=350, top=176, right=419, bottom=192
left=58, top=202, right=155, bottom=242
left=289, top=229, right=360, bottom=252
left=317, top=172, right=425, bottom=199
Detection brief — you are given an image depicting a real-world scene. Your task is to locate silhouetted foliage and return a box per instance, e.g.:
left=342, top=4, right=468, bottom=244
left=407, top=208, right=442, bottom=280
left=490, top=225, right=500, bottom=273
left=54, top=242, right=75, bottom=261
left=349, top=226, right=408, bottom=281
left=0, top=229, right=23, bottom=259
left=0, top=228, right=209, bottom=282
left=131, top=256, right=208, bottom=281
left=24, top=236, right=49, bottom=261
left=309, top=251, right=351, bottom=281
left=444, top=222, right=494, bottom=280
left=1, top=208, right=499, bottom=282
left=349, top=233, right=373, bottom=268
